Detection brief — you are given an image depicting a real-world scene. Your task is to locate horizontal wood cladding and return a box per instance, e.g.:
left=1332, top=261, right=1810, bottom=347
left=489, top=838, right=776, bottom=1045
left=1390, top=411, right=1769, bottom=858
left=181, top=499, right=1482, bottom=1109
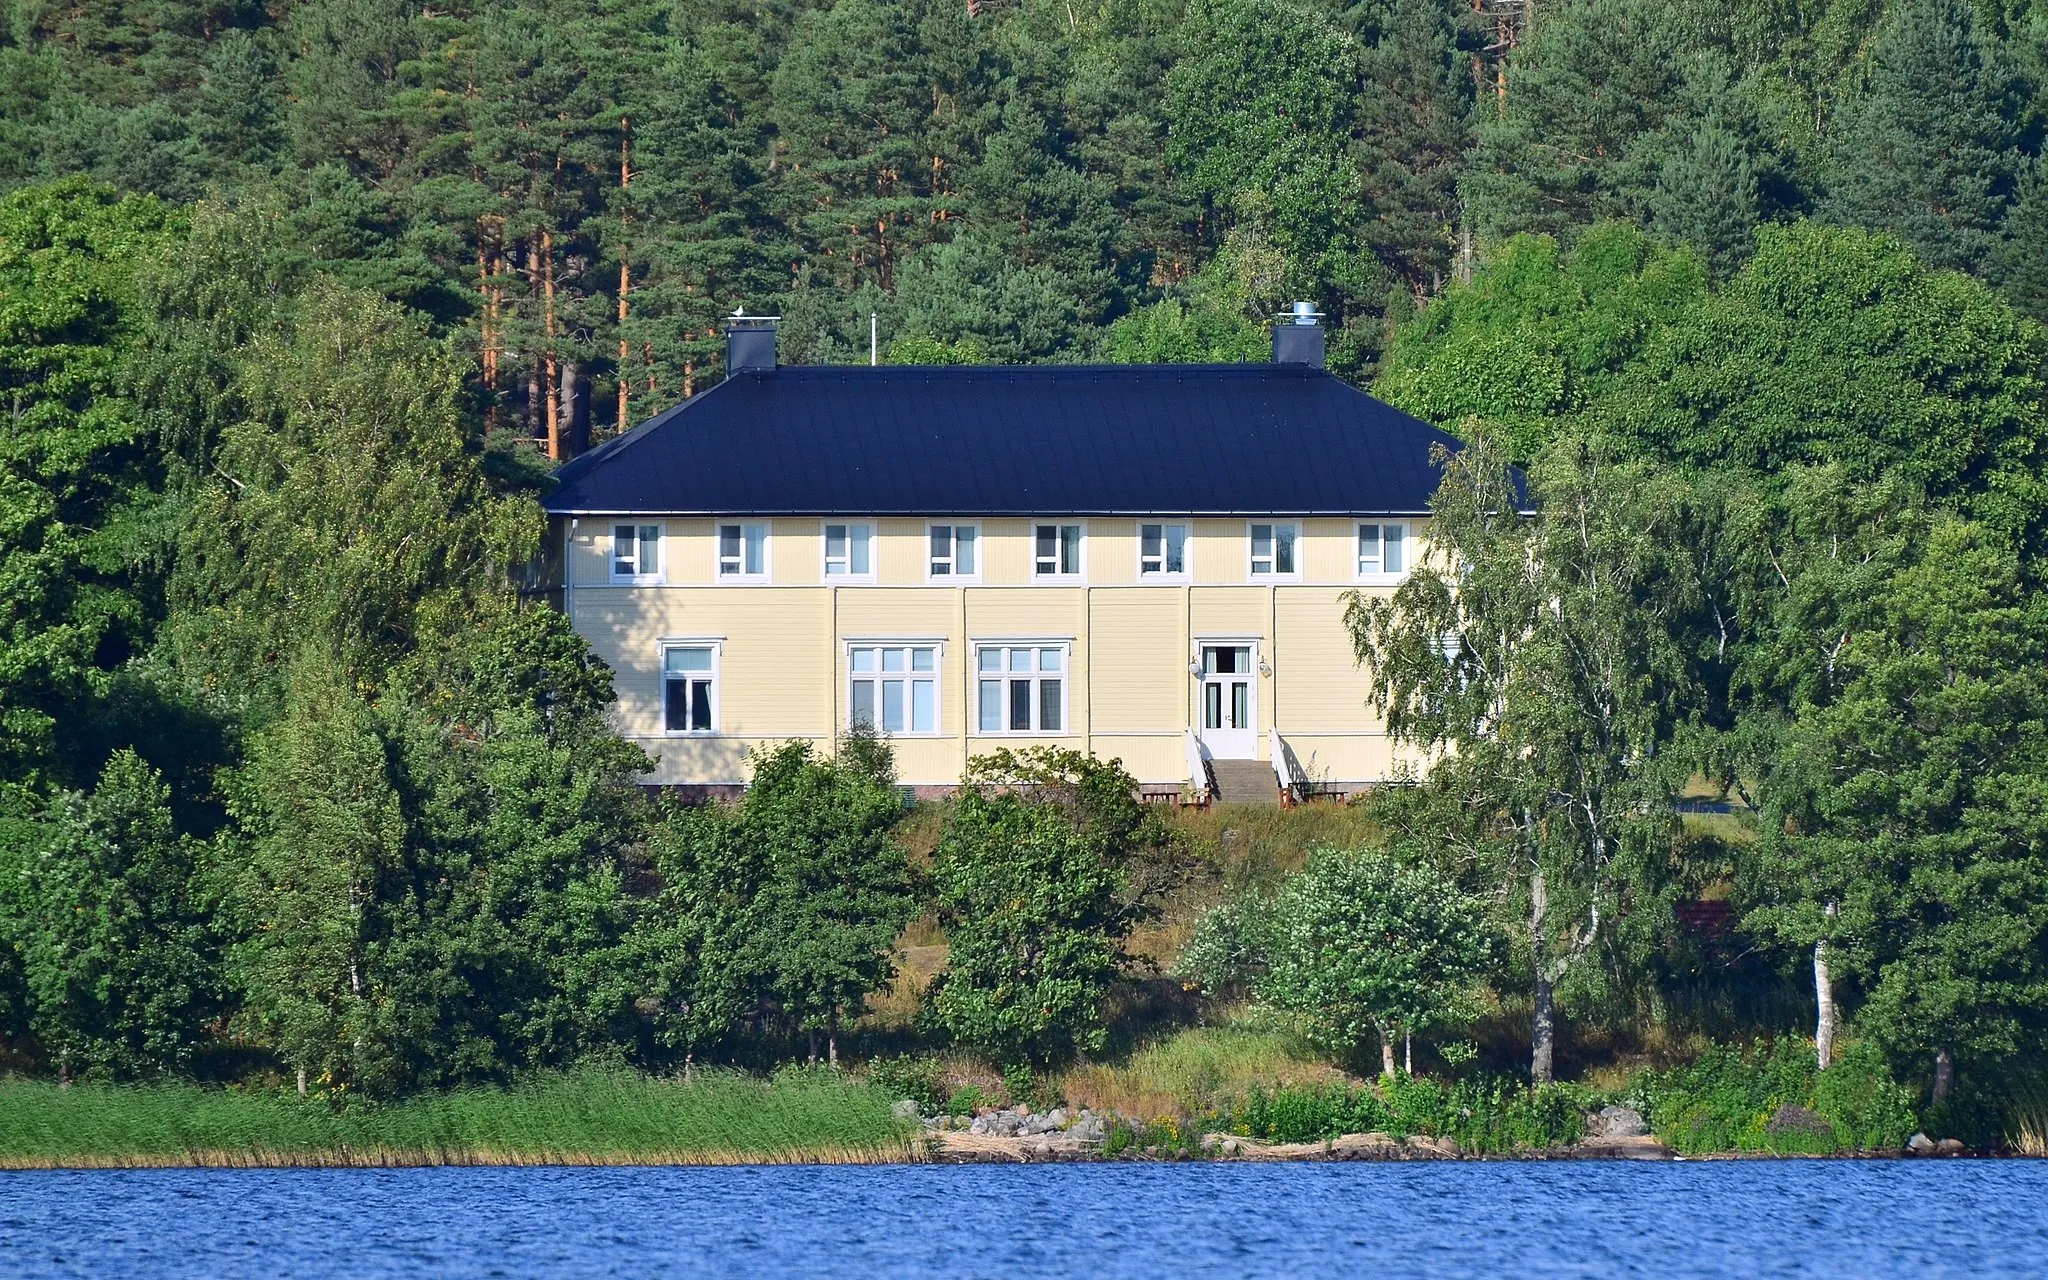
left=572, top=578, right=1408, bottom=787
left=559, top=517, right=1431, bottom=590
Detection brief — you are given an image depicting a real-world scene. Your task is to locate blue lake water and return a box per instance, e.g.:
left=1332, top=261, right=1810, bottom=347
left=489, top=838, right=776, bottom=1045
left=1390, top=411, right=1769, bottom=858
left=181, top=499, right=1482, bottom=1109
left=3, top=1161, right=2045, bottom=1279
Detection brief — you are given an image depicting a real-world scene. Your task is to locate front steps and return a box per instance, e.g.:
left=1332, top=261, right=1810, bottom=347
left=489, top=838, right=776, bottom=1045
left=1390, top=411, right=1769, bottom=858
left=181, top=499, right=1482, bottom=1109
left=1208, top=758, right=1280, bottom=805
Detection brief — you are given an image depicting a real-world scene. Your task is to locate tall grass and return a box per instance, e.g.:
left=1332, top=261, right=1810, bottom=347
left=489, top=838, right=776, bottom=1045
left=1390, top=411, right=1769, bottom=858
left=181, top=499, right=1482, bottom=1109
left=1058, top=1025, right=1347, bottom=1119
left=0, top=1068, right=918, bottom=1169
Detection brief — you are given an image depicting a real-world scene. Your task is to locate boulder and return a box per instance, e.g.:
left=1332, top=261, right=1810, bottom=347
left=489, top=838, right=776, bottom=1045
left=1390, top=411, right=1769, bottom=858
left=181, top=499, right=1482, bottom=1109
left=1906, top=1132, right=1936, bottom=1155
left=1587, top=1106, right=1650, bottom=1139
left=1936, top=1138, right=1967, bottom=1156
left=891, top=1099, right=922, bottom=1122
left=1065, top=1114, right=1108, bottom=1144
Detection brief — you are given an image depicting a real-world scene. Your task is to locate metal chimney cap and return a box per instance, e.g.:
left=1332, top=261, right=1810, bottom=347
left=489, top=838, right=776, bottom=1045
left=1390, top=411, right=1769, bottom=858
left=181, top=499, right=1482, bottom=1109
left=1277, top=301, right=1322, bottom=325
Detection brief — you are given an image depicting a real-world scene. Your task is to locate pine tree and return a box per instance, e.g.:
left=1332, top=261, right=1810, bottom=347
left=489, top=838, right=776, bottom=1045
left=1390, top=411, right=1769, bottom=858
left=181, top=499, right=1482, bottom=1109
left=1356, top=0, right=1473, bottom=296
left=1825, top=0, right=2021, bottom=277
left=623, top=1, right=790, bottom=403
left=1990, top=156, right=2048, bottom=323
left=769, top=0, right=983, bottom=294
left=1460, top=0, right=1689, bottom=240
left=1650, top=113, right=1761, bottom=277
left=195, top=29, right=283, bottom=175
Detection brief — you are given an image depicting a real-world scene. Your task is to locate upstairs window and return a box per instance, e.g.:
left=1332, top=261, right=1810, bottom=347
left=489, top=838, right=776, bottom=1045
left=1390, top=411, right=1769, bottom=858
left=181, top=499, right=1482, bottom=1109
left=824, top=523, right=874, bottom=578
left=928, top=523, right=979, bottom=579
left=662, top=645, right=717, bottom=733
left=976, top=644, right=1066, bottom=733
left=718, top=522, right=768, bottom=579
left=1356, top=522, right=1408, bottom=580
left=849, top=644, right=939, bottom=734
left=1250, top=522, right=1298, bottom=577
left=1034, top=524, right=1082, bottom=578
left=611, top=524, right=662, bottom=583
left=1140, top=523, right=1188, bottom=578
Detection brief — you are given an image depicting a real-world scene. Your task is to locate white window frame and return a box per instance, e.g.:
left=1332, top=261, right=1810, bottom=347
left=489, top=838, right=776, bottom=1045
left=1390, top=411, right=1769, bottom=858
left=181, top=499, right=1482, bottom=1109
left=845, top=641, right=945, bottom=736
left=925, top=521, right=982, bottom=583
left=973, top=641, right=1072, bottom=735
left=716, top=521, right=771, bottom=582
left=1138, top=521, right=1192, bottom=582
left=1354, top=520, right=1412, bottom=584
left=822, top=521, right=877, bottom=582
left=610, top=522, right=666, bottom=585
left=1032, top=522, right=1086, bottom=582
left=1247, top=521, right=1302, bottom=581
left=659, top=640, right=722, bottom=735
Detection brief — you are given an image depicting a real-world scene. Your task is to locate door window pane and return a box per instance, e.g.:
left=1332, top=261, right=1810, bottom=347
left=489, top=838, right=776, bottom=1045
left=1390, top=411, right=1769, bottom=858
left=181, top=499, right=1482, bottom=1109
left=1205, top=682, right=1222, bottom=729
left=1232, top=681, right=1249, bottom=730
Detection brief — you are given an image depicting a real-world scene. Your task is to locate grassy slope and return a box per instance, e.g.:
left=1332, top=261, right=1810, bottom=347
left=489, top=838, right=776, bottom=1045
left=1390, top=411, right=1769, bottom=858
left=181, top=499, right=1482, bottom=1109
left=0, top=1070, right=917, bottom=1169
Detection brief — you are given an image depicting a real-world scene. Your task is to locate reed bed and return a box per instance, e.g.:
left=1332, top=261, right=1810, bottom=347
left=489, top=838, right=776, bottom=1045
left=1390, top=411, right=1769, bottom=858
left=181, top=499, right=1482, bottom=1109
left=0, top=1069, right=920, bottom=1169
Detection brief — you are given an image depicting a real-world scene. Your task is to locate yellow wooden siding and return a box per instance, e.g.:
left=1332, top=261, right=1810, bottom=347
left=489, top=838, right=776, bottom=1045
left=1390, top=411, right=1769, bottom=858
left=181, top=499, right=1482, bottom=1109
left=1274, top=586, right=1378, bottom=734
left=1087, top=589, right=1186, bottom=732
left=1087, top=520, right=1137, bottom=586
left=1192, top=520, right=1245, bottom=585
left=980, top=519, right=1033, bottom=584
left=1302, top=518, right=1353, bottom=581
left=765, top=519, right=812, bottom=586
left=877, top=519, right=924, bottom=583
left=570, top=514, right=1429, bottom=787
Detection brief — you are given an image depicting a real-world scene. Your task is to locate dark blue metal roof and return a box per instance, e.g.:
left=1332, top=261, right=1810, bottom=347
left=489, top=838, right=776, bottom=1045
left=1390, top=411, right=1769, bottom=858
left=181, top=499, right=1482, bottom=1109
left=544, top=363, right=1461, bottom=516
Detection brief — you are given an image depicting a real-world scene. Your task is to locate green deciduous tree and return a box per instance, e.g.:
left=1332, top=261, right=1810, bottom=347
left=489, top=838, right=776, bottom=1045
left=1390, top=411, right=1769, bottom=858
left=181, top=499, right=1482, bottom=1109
left=634, top=736, right=915, bottom=1065
left=1, top=749, right=221, bottom=1079
left=926, top=748, right=1175, bottom=1065
left=1182, top=845, right=1496, bottom=1074
left=1347, top=432, right=1704, bottom=1083
left=0, top=180, right=179, bottom=794
left=1735, top=475, right=2048, bottom=1099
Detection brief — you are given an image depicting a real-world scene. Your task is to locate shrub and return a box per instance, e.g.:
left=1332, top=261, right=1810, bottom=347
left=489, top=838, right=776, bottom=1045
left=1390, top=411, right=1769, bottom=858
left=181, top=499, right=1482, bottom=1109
left=864, top=1055, right=947, bottom=1115
left=1630, top=1038, right=1915, bottom=1154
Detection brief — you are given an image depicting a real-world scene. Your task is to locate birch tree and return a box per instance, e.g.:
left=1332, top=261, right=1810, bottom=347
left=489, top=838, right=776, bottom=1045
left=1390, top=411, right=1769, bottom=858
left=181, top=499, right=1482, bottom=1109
left=1345, top=431, right=1702, bottom=1083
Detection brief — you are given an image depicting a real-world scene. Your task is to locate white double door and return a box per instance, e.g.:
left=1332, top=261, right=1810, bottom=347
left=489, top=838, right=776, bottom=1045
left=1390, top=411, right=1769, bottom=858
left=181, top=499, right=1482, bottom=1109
left=1197, top=643, right=1257, bottom=759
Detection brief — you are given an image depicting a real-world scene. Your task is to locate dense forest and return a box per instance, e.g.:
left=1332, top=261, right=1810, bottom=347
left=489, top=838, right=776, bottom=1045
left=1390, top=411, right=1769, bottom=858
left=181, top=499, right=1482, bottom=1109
left=4, top=0, right=2048, bottom=1148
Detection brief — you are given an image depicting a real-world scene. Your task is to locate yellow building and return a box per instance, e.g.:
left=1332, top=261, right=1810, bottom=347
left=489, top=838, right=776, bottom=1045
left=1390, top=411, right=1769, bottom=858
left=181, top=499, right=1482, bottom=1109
left=542, top=311, right=1457, bottom=802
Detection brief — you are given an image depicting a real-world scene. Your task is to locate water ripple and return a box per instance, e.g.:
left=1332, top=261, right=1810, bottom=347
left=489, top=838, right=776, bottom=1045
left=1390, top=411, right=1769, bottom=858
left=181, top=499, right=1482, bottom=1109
left=1, top=1161, right=2043, bottom=1279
